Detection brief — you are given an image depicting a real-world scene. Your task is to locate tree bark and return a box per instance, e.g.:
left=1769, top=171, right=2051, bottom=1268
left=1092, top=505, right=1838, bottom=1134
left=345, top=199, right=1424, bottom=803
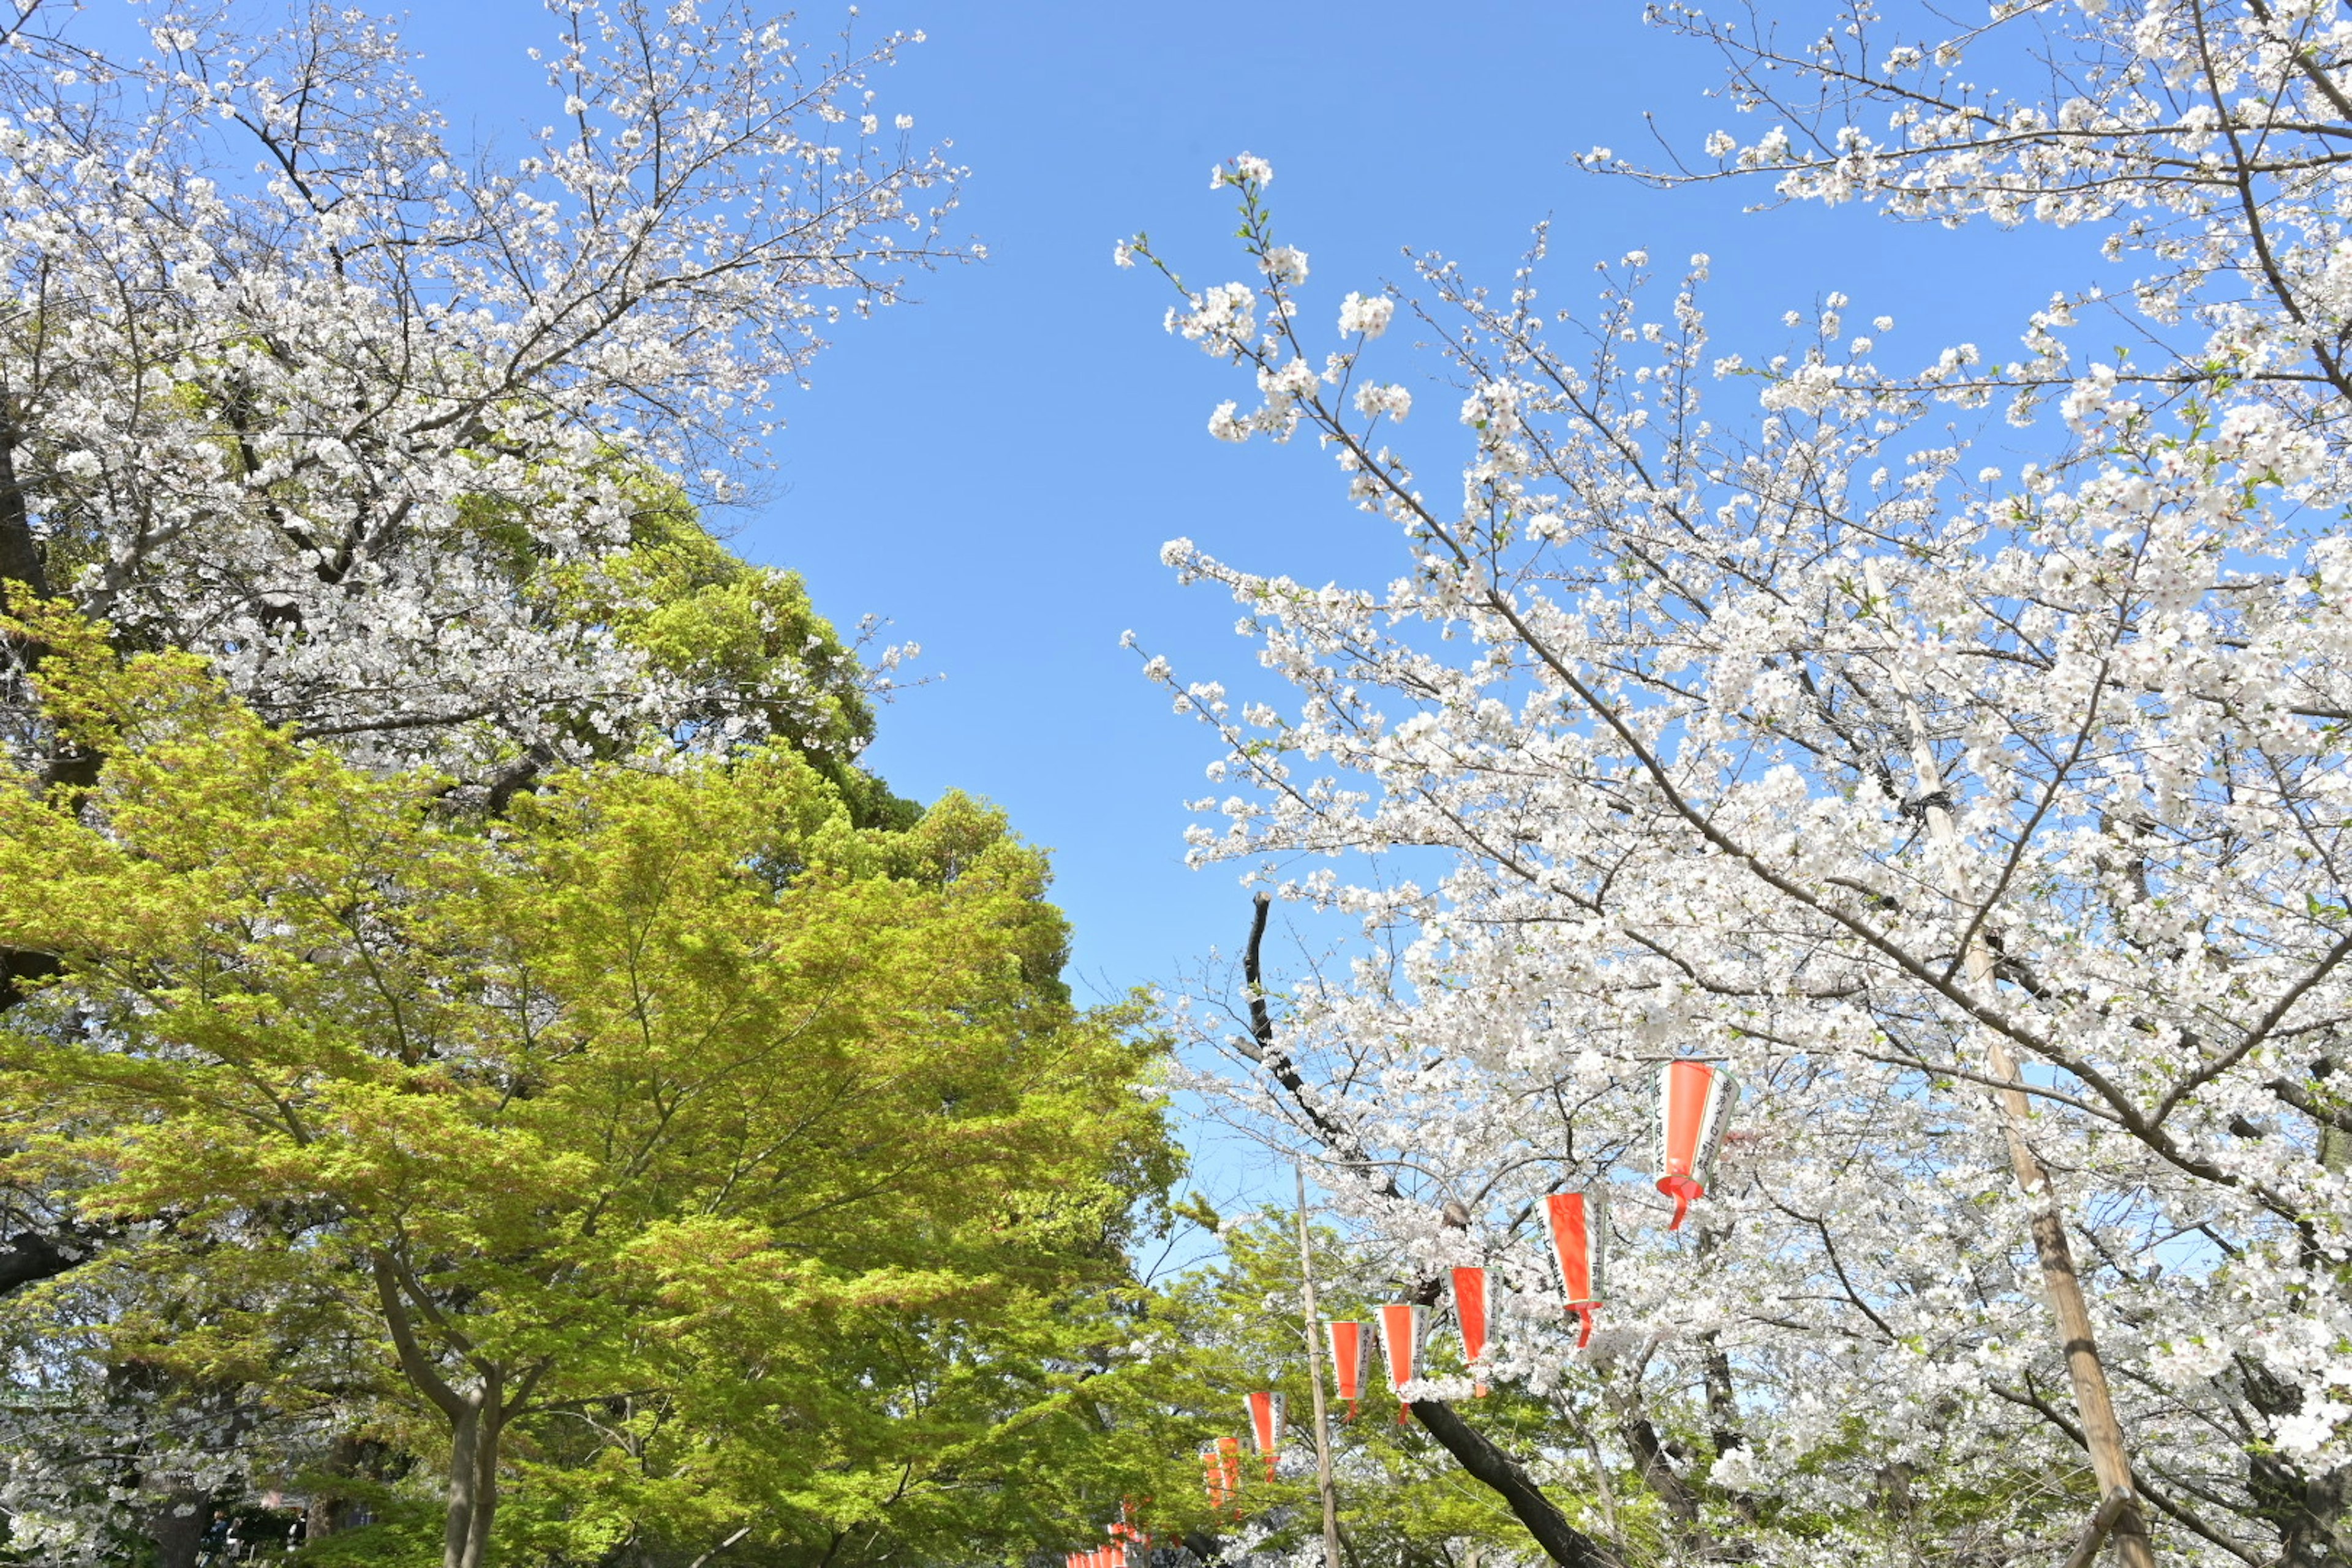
left=0, top=1215, right=94, bottom=1294
left=372, top=1253, right=506, bottom=1568
left=1701, top=1340, right=1741, bottom=1457
left=443, top=1390, right=504, bottom=1568
left=1613, top=1403, right=1701, bottom=1528
left=0, top=417, right=51, bottom=609
left=145, top=1488, right=209, bottom=1568
left=2244, top=1358, right=2352, bottom=1566
left=1408, top=1400, right=1618, bottom=1568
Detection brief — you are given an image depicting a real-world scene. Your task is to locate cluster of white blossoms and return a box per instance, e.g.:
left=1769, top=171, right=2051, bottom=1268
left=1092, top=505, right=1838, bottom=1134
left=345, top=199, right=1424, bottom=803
left=0, top=1, right=957, bottom=792
left=1126, top=1, right=2352, bottom=1561
left=1338, top=292, right=1395, bottom=339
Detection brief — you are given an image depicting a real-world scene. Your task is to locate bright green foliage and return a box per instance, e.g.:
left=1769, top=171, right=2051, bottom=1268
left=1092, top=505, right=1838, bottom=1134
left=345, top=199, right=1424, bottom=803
left=0, top=606, right=1177, bottom=1566
left=549, top=484, right=918, bottom=826
left=443, top=469, right=921, bottom=826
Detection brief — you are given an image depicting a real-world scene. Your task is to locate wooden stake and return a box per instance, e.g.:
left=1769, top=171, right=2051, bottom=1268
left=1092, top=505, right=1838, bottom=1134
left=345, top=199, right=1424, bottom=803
left=1295, top=1163, right=1344, bottom=1568
left=1866, top=560, right=2154, bottom=1568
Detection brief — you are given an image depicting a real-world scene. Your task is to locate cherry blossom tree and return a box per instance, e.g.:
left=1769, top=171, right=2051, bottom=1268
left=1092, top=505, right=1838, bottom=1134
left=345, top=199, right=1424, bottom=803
left=0, top=0, right=959, bottom=791
left=1125, top=2, right=2352, bottom=1563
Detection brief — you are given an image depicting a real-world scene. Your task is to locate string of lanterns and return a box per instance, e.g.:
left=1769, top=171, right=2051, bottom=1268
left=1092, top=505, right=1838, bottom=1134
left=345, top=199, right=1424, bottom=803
left=1055, top=1061, right=1738, bottom=1551
left=1201, top=1060, right=1738, bottom=1512
left=1068, top=1498, right=1153, bottom=1568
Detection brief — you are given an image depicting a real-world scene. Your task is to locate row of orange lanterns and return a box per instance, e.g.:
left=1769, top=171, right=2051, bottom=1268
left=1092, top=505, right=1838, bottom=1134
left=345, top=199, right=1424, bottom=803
left=1209, top=1062, right=1737, bottom=1492
left=1065, top=1500, right=1149, bottom=1568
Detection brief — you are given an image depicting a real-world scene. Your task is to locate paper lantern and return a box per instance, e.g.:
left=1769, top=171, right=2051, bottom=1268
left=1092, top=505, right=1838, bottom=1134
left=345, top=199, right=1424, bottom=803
left=1245, top=1389, right=1285, bottom=1480
left=1112, top=1497, right=1148, bottom=1553
left=1452, top=1266, right=1496, bottom=1396
left=1544, top=1189, right=1609, bottom=1347
left=1654, top=1059, right=1738, bottom=1229
left=1327, top=1319, right=1370, bottom=1419
left=1376, top=1301, right=1425, bottom=1423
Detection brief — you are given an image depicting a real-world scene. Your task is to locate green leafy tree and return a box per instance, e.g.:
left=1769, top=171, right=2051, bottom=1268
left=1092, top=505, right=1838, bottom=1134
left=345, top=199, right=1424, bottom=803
left=0, top=608, right=1175, bottom=1568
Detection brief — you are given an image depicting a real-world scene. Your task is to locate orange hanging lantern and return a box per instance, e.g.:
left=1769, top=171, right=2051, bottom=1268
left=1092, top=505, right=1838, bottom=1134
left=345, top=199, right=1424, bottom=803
left=1245, top=1390, right=1285, bottom=1480
left=1452, top=1266, right=1496, bottom=1395
left=1544, top=1189, right=1609, bottom=1347
left=1216, top=1434, right=1242, bottom=1516
left=1201, top=1444, right=1225, bottom=1513
left=1376, top=1301, right=1425, bottom=1423
left=1654, top=1058, right=1738, bottom=1229
left=1327, top=1319, right=1369, bottom=1420
left=1112, top=1497, right=1147, bottom=1555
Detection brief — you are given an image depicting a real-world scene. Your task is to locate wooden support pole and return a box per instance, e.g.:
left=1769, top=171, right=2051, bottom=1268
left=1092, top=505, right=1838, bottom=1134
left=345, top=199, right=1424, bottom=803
left=2062, top=1491, right=2139, bottom=1568
left=1295, top=1163, right=1344, bottom=1568
left=1867, top=560, right=2155, bottom=1568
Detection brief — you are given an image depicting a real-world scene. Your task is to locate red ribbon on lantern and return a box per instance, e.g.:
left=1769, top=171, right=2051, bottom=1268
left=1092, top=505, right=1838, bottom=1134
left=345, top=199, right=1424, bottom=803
left=1544, top=1189, right=1610, bottom=1348
left=1327, top=1319, right=1368, bottom=1420
left=1654, top=1059, right=1738, bottom=1229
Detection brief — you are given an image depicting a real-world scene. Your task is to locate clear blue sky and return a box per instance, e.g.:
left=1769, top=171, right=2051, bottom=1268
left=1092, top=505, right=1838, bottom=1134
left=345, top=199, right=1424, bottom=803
left=380, top=0, right=2093, bottom=1202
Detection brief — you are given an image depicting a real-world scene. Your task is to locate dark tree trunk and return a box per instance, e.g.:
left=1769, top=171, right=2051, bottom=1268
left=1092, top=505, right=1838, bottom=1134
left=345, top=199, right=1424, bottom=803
left=0, top=420, right=50, bottom=609
left=0, top=1216, right=94, bottom=1294
left=1408, top=1400, right=1618, bottom=1568
left=147, top=1490, right=211, bottom=1568
left=1616, top=1406, right=1701, bottom=1528
left=0, top=946, right=62, bottom=1011
left=2242, top=1357, right=2352, bottom=1564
